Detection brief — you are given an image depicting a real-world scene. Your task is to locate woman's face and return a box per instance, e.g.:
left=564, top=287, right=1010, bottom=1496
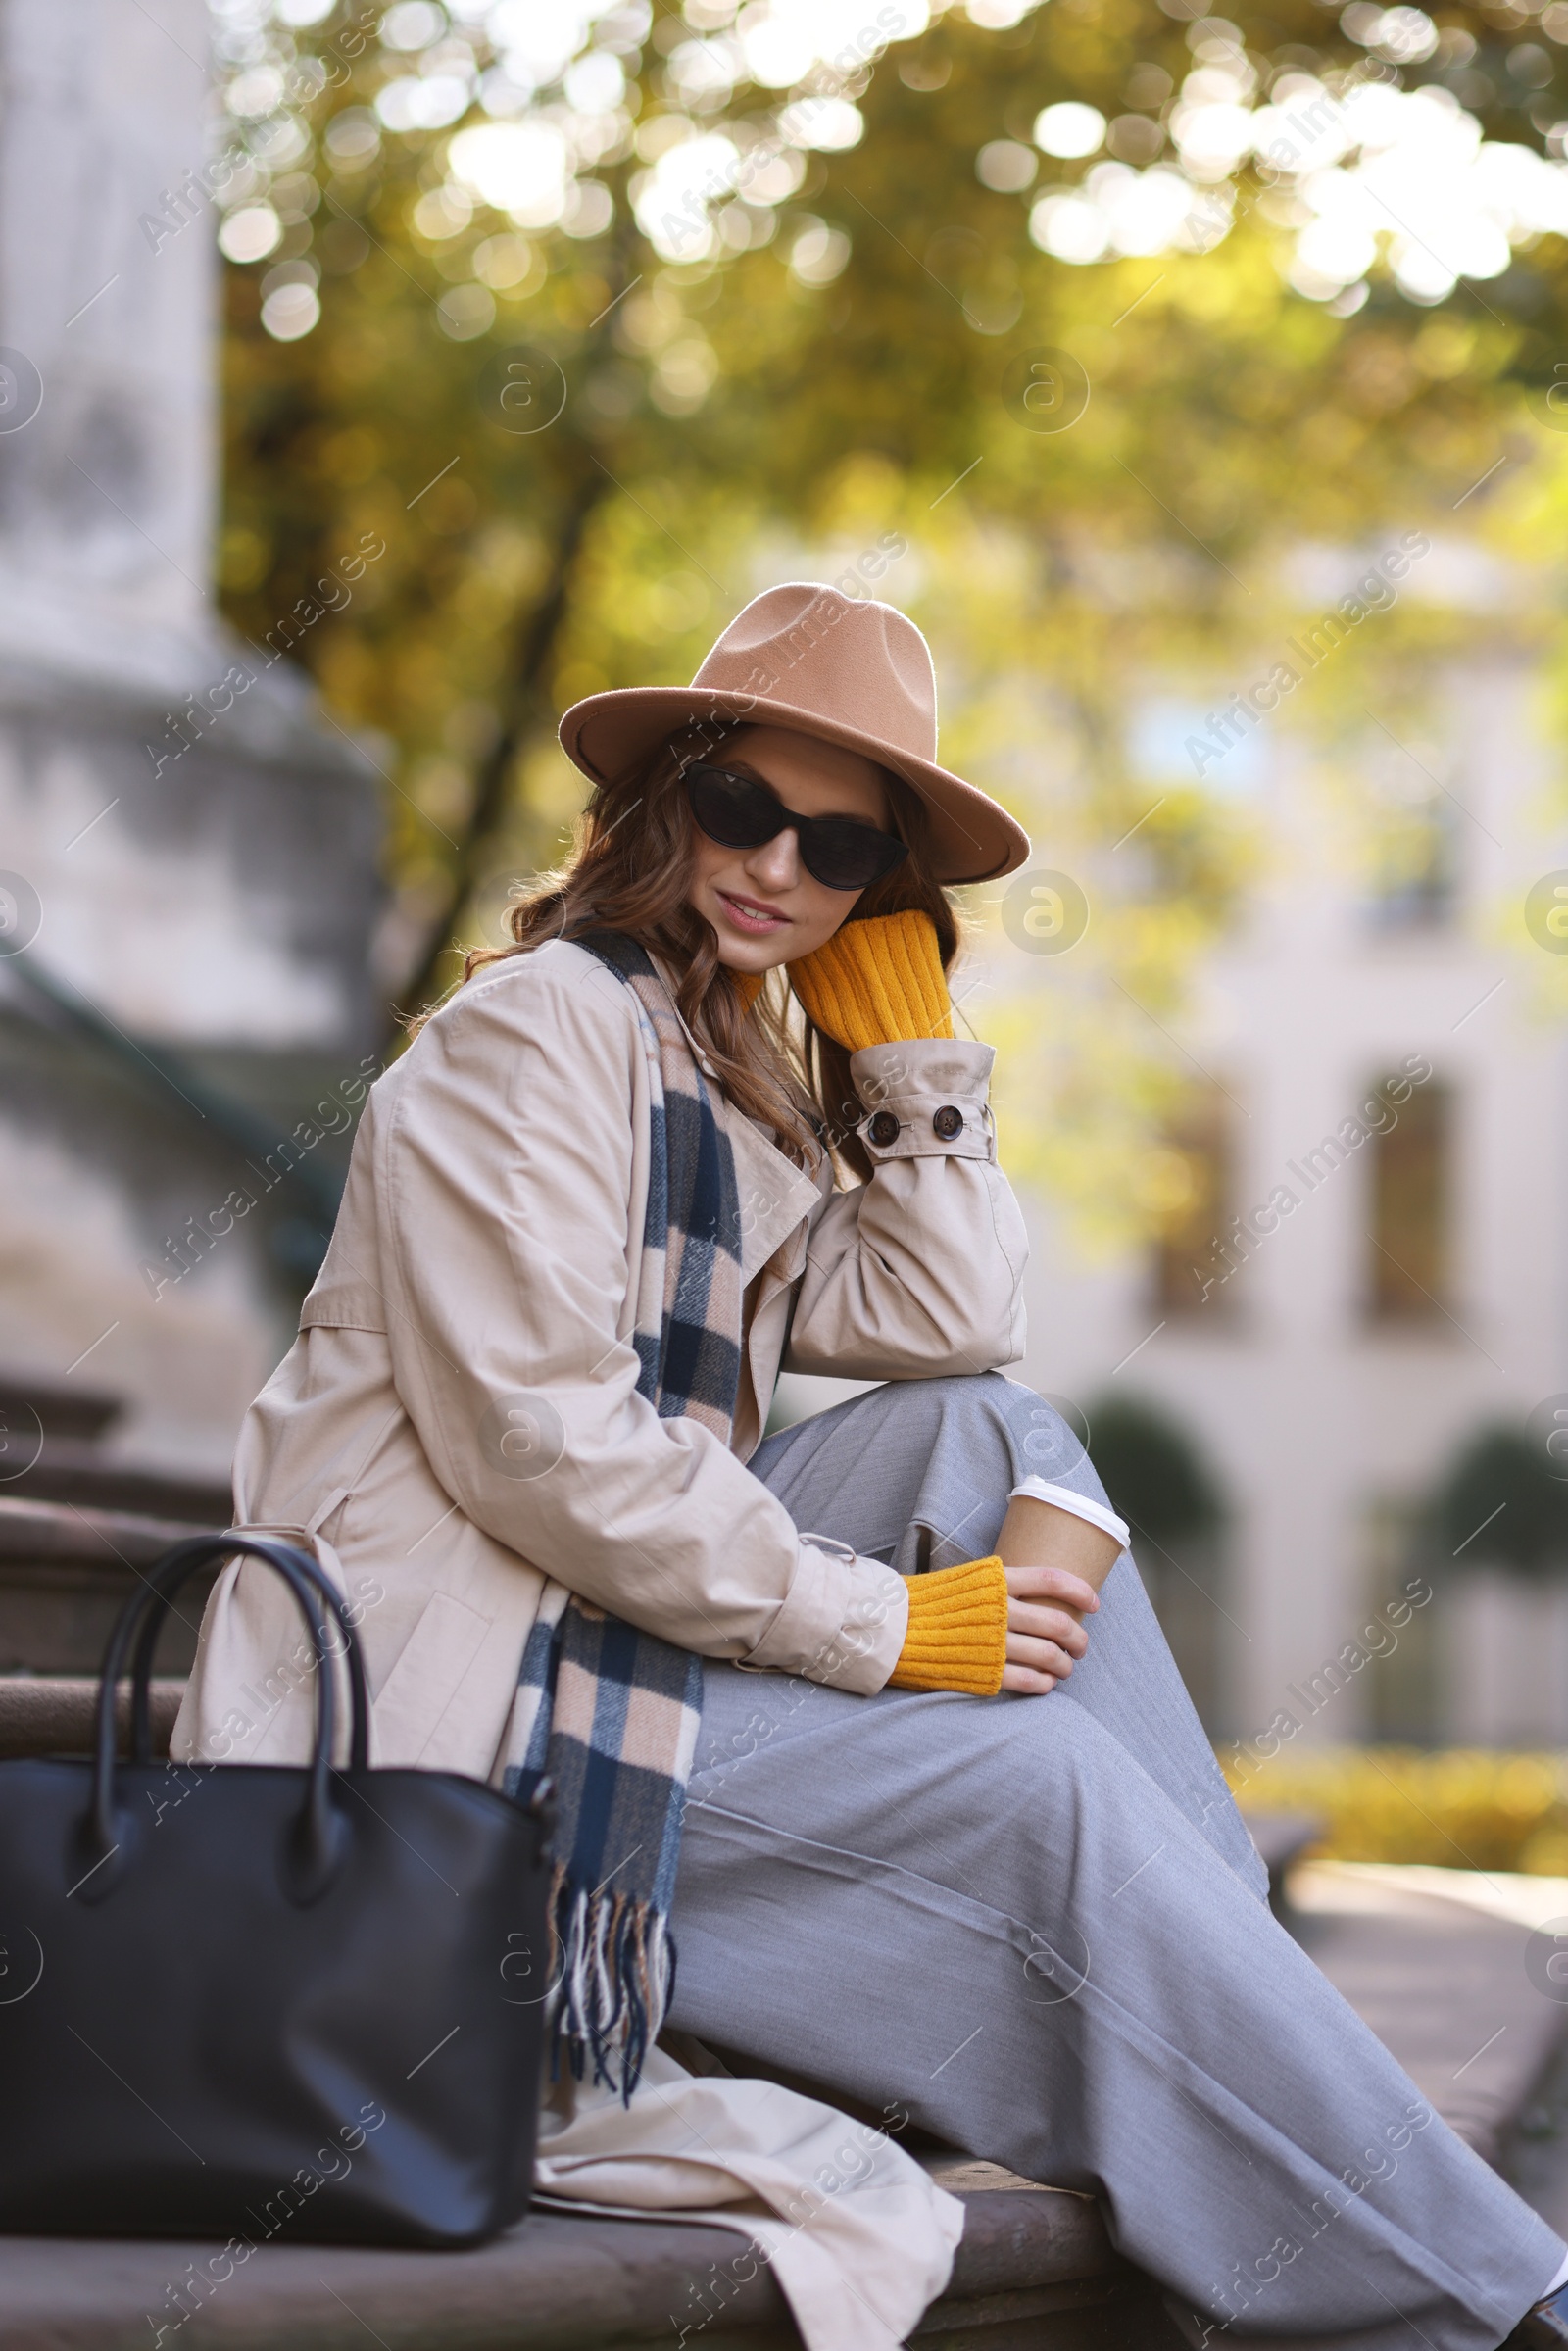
left=683, top=724, right=893, bottom=974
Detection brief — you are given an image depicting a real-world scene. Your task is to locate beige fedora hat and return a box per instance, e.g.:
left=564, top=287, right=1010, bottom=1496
left=558, top=582, right=1030, bottom=886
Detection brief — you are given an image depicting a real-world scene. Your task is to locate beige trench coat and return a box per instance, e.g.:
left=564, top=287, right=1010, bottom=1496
left=173, top=939, right=1028, bottom=1777
left=170, top=939, right=1023, bottom=2350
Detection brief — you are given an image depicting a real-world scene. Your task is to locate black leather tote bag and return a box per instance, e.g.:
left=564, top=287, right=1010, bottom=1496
left=0, top=1536, right=552, bottom=2247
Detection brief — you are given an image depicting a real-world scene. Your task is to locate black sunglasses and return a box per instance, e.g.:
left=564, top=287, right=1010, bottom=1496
left=682, top=762, right=907, bottom=894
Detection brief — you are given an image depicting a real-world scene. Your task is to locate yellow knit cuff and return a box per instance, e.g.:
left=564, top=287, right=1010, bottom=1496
left=787, top=909, right=954, bottom=1053
left=887, top=1555, right=1007, bottom=1697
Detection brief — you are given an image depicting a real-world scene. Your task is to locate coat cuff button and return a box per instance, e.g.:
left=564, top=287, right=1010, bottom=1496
left=932, top=1105, right=964, bottom=1140
left=867, top=1110, right=901, bottom=1148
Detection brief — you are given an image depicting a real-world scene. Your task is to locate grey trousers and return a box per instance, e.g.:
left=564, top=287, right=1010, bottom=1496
left=667, top=1375, right=1566, bottom=2351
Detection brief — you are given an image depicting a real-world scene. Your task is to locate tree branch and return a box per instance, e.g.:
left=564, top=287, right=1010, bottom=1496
left=392, top=458, right=609, bottom=1026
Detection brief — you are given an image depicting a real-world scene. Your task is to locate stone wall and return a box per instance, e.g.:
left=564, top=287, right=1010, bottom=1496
left=0, top=0, right=384, bottom=1477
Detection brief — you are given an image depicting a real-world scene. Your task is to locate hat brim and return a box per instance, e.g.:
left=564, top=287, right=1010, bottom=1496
left=558, top=687, right=1030, bottom=887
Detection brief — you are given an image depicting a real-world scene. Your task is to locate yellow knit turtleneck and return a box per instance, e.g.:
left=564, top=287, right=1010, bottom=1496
left=787, top=909, right=953, bottom=1053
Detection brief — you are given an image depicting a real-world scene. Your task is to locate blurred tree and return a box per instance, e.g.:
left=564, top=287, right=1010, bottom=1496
left=1085, top=1388, right=1230, bottom=1724
left=1428, top=1426, right=1568, bottom=1575
left=210, top=0, right=1568, bottom=1219
left=1086, top=1391, right=1228, bottom=1543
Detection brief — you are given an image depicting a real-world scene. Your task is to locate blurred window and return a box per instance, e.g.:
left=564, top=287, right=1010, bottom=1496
left=1367, top=1078, right=1450, bottom=1317
left=1368, top=788, right=1457, bottom=927
left=1152, top=1088, right=1236, bottom=1315
left=1360, top=734, right=1460, bottom=930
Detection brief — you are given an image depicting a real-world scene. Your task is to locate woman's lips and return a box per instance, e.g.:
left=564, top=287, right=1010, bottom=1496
left=716, top=890, right=788, bottom=935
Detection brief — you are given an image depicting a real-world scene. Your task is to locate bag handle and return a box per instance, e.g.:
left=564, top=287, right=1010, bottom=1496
left=81, top=1537, right=370, bottom=1907
left=122, top=1536, right=368, bottom=1770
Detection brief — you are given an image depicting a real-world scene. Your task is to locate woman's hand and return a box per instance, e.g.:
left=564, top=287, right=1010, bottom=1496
left=1002, top=1562, right=1100, bottom=1695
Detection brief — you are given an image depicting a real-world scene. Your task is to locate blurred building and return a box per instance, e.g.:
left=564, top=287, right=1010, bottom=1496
left=1016, top=537, right=1568, bottom=1750
left=0, top=0, right=383, bottom=1481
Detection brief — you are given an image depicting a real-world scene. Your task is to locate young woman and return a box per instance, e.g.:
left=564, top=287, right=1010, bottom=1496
left=177, top=583, right=1568, bottom=2350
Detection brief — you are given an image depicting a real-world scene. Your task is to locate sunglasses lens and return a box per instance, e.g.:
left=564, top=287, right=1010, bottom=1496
left=686, top=766, right=780, bottom=849
left=685, top=763, right=908, bottom=892
left=801, top=823, right=908, bottom=892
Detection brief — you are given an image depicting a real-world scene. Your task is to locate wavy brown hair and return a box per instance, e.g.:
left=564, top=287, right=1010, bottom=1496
left=456, top=727, right=958, bottom=1181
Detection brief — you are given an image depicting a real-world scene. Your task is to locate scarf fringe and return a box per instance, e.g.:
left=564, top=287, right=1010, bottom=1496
left=546, top=1859, right=675, bottom=2102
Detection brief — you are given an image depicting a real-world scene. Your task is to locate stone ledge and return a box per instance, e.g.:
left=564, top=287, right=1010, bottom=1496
left=0, top=1505, right=219, bottom=1674
left=0, top=2189, right=1170, bottom=2351
left=0, top=1675, right=186, bottom=1757
left=0, top=1498, right=205, bottom=1569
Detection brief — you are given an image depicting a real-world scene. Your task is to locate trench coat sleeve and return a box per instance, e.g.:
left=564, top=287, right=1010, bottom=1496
left=784, top=1038, right=1028, bottom=1382
left=372, top=951, right=906, bottom=1691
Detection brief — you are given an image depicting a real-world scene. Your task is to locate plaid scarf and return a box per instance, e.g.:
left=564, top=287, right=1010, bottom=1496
left=500, top=932, right=742, bottom=2097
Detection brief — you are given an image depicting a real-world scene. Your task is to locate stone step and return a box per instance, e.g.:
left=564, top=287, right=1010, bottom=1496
left=0, top=1496, right=205, bottom=1568
left=0, top=1673, right=186, bottom=1757
left=1289, top=1861, right=1568, bottom=2171
left=0, top=1682, right=1559, bottom=2346
left=0, top=1498, right=221, bottom=1674
left=0, top=1371, right=122, bottom=1446
left=4, top=1442, right=232, bottom=1529
left=0, top=2187, right=1179, bottom=2351
left=0, top=1377, right=231, bottom=1523
left=0, top=1680, right=1179, bottom=2348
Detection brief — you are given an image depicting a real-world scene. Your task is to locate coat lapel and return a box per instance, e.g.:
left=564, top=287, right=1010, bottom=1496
left=725, top=1102, right=824, bottom=1285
